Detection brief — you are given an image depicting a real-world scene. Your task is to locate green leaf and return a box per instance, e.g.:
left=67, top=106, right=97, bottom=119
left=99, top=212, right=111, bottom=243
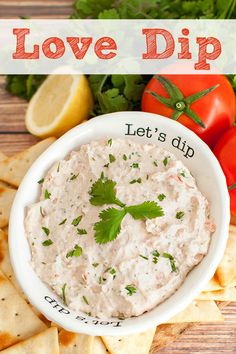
left=123, top=75, right=145, bottom=102
left=71, top=215, right=82, bottom=226
left=94, top=207, right=127, bottom=244
left=97, top=88, right=129, bottom=114
left=176, top=211, right=185, bottom=219
left=66, top=244, right=83, bottom=258
left=125, top=201, right=164, bottom=220
left=42, top=227, right=50, bottom=236
left=61, top=283, right=67, bottom=305
left=163, top=252, right=177, bottom=272
left=6, top=75, right=46, bottom=101
left=89, top=174, right=125, bottom=207
left=98, top=8, right=120, bottom=18
left=77, top=228, right=87, bottom=235
left=185, top=84, right=219, bottom=105
left=185, top=107, right=206, bottom=128
left=44, top=189, right=51, bottom=199
left=125, top=284, right=137, bottom=296
left=109, top=154, right=116, bottom=163
left=42, top=239, right=53, bottom=247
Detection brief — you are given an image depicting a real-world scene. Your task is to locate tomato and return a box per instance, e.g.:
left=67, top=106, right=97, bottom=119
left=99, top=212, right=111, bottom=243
left=213, top=127, right=236, bottom=215
left=141, top=74, right=236, bottom=148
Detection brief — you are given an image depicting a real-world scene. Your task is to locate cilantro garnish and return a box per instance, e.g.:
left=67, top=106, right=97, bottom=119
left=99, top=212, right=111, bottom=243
left=70, top=173, right=79, bottom=181
left=59, top=218, right=67, bottom=225
left=163, top=157, right=170, bottom=166
left=107, top=138, right=112, bottom=146
left=158, top=194, right=166, bottom=201
left=176, top=211, right=185, bottom=219
left=125, top=285, right=137, bottom=296
left=109, top=154, right=116, bottom=163
left=37, top=178, right=44, bottom=184
left=42, top=227, right=50, bottom=236
left=71, top=215, right=82, bottom=226
left=180, top=170, right=186, bottom=177
left=152, top=250, right=160, bottom=264
left=123, top=154, right=127, bottom=161
left=163, top=253, right=177, bottom=272
left=61, top=283, right=67, bottom=305
left=89, top=174, right=125, bottom=207
left=77, top=228, right=87, bottom=235
left=130, top=163, right=139, bottom=168
left=130, top=177, right=142, bottom=184
left=153, top=161, right=158, bottom=167
left=82, top=295, right=89, bottom=305
left=42, top=239, right=53, bottom=246
left=44, top=189, right=51, bottom=199
left=92, top=262, right=99, bottom=267
left=139, top=254, right=148, bottom=260
left=125, top=201, right=164, bottom=220
left=66, top=245, right=83, bottom=258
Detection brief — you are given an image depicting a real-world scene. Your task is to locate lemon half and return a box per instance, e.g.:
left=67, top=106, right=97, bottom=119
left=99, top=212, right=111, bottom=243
left=25, top=74, right=93, bottom=138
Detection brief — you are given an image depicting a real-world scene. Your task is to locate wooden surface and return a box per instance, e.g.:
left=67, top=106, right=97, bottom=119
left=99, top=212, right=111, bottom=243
left=0, top=1, right=236, bottom=352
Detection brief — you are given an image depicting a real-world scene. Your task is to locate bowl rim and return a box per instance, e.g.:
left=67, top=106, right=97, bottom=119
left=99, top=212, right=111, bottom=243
left=9, top=111, right=230, bottom=336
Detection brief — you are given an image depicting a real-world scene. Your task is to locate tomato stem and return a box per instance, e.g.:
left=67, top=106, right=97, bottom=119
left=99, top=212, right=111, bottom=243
left=147, top=75, right=219, bottom=129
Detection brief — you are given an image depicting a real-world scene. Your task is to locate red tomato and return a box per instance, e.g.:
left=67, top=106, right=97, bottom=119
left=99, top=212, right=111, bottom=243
left=213, top=127, right=236, bottom=215
left=142, top=74, right=235, bottom=148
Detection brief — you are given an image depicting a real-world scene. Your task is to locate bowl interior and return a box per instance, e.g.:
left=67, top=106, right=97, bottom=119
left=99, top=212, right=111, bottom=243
left=9, top=112, right=230, bottom=336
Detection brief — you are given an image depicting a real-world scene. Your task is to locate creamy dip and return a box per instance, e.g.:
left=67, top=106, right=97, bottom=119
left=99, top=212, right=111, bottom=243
left=25, top=138, right=214, bottom=319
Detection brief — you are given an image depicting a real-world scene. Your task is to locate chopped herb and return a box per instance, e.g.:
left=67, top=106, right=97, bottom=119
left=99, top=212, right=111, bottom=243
left=59, top=218, right=67, bottom=225
left=163, top=252, right=177, bottom=272
left=70, top=173, right=79, bottom=181
left=153, top=161, right=158, bottom=167
left=82, top=295, right=89, bottom=305
left=85, top=311, right=92, bottom=316
left=42, top=239, right=53, bottom=246
left=71, top=215, right=82, bottom=226
left=92, top=262, right=99, bottom=267
left=125, top=284, right=137, bottom=296
left=123, top=154, right=127, bottom=161
left=109, top=268, right=116, bottom=276
left=66, top=244, right=83, bottom=258
left=130, top=163, right=139, bottom=168
left=129, top=177, right=142, bottom=184
left=163, top=156, right=170, bottom=167
left=42, top=226, right=50, bottom=236
left=61, top=283, right=67, bottom=305
left=158, top=194, right=166, bottom=201
left=40, top=206, right=44, bottom=217
left=57, top=163, right=60, bottom=173
left=44, top=189, right=51, bottom=199
left=104, top=163, right=109, bottom=168
left=176, top=211, right=185, bottom=219
left=98, top=276, right=106, bottom=284
left=139, top=254, right=148, bottom=260
left=37, top=178, right=44, bottom=184
left=109, top=154, right=116, bottom=163
left=77, top=228, right=87, bottom=235
left=107, top=138, right=112, bottom=146
left=180, top=170, right=186, bottom=177
left=152, top=250, right=160, bottom=264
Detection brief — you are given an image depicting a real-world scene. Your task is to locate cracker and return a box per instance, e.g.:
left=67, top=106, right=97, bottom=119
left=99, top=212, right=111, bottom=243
left=204, top=276, right=223, bottom=292
left=196, top=287, right=236, bottom=301
left=0, top=187, right=16, bottom=228
left=166, top=300, right=224, bottom=323
left=93, top=337, right=108, bottom=354
left=0, top=138, right=56, bottom=187
left=0, top=327, right=59, bottom=353
left=59, top=329, right=94, bottom=354
left=0, top=270, right=46, bottom=350
left=216, top=225, right=236, bottom=287
left=102, top=328, right=156, bottom=354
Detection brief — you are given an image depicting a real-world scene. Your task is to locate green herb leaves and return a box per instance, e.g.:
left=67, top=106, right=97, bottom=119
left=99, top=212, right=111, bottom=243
left=94, top=207, right=126, bottom=244
left=125, top=284, right=137, bottom=296
left=163, top=253, right=177, bottom=272
left=89, top=173, right=125, bottom=207
left=42, top=239, right=53, bottom=247
left=61, top=283, right=67, bottom=305
left=71, top=215, right=82, bottom=226
left=66, top=245, right=83, bottom=258
left=90, top=175, right=164, bottom=244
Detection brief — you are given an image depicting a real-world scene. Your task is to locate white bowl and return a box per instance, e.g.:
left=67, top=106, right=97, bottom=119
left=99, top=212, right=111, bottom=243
left=9, top=111, right=230, bottom=336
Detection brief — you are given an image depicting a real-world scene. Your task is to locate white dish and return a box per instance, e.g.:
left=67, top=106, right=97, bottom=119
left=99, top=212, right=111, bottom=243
left=9, top=111, right=230, bottom=336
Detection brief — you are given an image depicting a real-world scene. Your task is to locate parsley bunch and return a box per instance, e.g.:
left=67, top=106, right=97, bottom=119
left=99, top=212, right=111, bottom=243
left=89, top=174, right=164, bottom=244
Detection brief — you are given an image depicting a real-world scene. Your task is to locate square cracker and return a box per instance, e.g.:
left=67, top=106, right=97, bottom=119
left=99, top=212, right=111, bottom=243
left=0, top=270, right=46, bottom=350
left=216, top=225, right=236, bottom=287
left=0, top=327, right=59, bottom=353
left=59, top=329, right=94, bottom=354
left=166, top=300, right=223, bottom=323
left=102, top=328, right=156, bottom=354
left=0, top=137, right=56, bottom=187
left=0, top=187, right=16, bottom=228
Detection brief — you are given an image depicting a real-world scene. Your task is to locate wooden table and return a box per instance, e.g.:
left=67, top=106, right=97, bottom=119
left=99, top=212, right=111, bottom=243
left=0, top=1, right=236, bottom=352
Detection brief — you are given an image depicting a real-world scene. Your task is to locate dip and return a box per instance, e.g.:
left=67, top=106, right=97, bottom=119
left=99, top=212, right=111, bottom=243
left=25, top=138, right=214, bottom=319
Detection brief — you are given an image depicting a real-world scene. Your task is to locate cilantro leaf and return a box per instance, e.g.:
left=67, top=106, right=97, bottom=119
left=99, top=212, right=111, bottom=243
left=94, top=207, right=127, bottom=244
left=89, top=174, right=125, bottom=207
left=42, top=239, right=53, bottom=246
left=125, top=284, right=137, bottom=296
left=98, top=8, right=120, bottom=19
left=72, top=215, right=82, bottom=226
left=6, top=75, right=46, bottom=101
left=125, top=201, right=164, bottom=220
left=61, top=283, right=67, bottom=305
left=66, top=244, right=83, bottom=258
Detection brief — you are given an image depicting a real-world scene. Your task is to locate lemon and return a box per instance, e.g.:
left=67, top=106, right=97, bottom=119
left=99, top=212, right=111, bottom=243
left=25, top=74, right=93, bottom=138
